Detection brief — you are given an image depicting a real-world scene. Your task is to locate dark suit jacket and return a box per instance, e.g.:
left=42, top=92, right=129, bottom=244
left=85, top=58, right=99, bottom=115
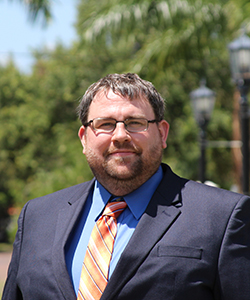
left=2, top=164, right=250, bottom=300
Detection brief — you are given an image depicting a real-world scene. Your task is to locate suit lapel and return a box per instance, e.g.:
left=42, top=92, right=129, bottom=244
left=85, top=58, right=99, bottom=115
left=52, top=180, right=95, bottom=300
left=101, top=165, right=187, bottom=300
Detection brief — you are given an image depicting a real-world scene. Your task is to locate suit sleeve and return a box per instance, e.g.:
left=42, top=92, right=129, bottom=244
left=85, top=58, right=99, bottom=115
left=217, top=195, right=250, bottom=299
left=2, top=203, right=28, bottom=300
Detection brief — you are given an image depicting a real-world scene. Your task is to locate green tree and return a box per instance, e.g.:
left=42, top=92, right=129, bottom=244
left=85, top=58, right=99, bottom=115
left=10, top=0, right=52, bottom=24
left=0, top=61, right=35, bottom=240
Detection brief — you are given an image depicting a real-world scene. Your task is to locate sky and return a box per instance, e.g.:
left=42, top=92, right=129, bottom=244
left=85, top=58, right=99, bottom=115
left=0, top=0, right=78, bottom=73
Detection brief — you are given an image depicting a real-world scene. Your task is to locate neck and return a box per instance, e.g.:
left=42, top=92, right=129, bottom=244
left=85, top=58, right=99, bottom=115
left=95, top=171, right=157, bottom=196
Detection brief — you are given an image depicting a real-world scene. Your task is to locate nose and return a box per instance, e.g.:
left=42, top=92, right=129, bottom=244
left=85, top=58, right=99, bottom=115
left=111, top=122, right=131, bottom=143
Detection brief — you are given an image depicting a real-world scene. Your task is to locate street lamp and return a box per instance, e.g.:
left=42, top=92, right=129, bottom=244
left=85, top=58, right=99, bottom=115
left=228, top=32, right=250, bottom=195
left=190, top=80, right=216, bottom=183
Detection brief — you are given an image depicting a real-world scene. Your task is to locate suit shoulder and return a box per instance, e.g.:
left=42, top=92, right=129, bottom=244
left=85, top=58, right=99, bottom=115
left=182, top=179, right=250, bottom=217
left=161, top=164, right=249, bottom=208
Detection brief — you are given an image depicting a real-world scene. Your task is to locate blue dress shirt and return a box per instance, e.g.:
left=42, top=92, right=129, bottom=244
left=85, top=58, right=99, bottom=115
left=65, top=166, right=163, bottom=295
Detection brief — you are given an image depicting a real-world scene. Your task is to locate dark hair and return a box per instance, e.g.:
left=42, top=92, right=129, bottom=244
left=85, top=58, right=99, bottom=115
left=77, top=73, right=165, bottom=125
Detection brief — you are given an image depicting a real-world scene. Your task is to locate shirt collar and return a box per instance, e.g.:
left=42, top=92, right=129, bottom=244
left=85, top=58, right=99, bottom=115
left=93, top=166, right=163, bottom=221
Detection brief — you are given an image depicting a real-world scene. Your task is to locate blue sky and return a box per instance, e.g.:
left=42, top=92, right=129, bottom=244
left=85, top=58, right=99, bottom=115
left=0, top=0, right=77, bottom=72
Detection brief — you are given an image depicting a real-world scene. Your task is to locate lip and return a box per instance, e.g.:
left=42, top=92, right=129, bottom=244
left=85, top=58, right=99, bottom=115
left=109, top=150, right=136, bottom=157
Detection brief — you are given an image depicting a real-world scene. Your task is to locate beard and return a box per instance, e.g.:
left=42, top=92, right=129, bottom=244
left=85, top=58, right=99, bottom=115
left=84, top=141, right=163, bottom=196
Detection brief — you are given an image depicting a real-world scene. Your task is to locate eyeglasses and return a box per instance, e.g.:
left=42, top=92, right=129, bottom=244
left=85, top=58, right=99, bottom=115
left=83, top=117, right=158, bottom=133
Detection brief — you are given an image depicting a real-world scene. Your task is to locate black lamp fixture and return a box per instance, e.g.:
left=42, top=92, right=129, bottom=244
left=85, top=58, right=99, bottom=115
left=190, top=80, right=216, bottom=183
left=228, top=31, right=250, bottom=195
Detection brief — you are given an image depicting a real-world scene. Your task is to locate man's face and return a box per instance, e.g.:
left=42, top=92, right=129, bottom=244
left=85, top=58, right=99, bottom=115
left=78, top=89, right=169, bottom=194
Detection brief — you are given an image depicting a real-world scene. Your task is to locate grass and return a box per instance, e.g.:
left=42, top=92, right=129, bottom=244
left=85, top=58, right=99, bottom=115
left=0, top=281, right=4, bottom=298
left=0, top=243, right=12, bottom=253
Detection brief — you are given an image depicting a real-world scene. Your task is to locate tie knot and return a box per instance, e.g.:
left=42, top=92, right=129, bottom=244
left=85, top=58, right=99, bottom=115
left=102, top=200, right=127, bottom=219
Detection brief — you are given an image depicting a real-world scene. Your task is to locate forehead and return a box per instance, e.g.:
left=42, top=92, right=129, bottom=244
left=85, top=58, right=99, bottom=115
left=88, top=89, right=154, bottom=118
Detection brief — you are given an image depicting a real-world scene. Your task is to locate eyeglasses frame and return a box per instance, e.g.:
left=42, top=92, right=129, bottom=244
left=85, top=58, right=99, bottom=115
left=83, top=117, right=158, bottom=133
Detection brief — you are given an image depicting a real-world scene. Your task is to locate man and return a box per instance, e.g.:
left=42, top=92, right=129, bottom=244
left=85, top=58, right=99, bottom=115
left=2, top=73, right=250, bottom=300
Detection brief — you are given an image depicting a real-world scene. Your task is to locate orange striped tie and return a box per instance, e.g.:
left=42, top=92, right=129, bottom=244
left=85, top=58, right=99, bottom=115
left=77, top=200, right=127, bottom=300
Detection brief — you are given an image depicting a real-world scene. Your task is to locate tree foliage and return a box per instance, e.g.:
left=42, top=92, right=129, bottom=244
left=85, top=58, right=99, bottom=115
left=11, top=0, right=52, bottom=24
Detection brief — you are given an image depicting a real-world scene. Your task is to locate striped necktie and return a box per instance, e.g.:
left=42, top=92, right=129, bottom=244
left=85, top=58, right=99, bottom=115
left=77, top=200, right=127, bottom=300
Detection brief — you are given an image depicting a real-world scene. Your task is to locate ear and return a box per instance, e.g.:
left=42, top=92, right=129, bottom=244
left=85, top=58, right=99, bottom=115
left=158, top=120, right=169, bottom=149
left=78, top=126, right=86, bottom=154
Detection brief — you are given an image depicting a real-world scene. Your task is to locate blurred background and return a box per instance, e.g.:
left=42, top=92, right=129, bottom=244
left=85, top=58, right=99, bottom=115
left=0, top=1, right=250, bottom=289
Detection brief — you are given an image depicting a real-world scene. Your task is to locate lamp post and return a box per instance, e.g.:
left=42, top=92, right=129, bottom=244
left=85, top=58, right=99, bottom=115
left=190, top=80, right=216, bottom=183
left=228, top=32, right=250, bottom=195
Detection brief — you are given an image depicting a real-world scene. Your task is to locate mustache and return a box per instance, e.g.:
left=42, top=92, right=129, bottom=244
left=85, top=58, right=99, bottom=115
left=104, top=143, right=142, bottom=156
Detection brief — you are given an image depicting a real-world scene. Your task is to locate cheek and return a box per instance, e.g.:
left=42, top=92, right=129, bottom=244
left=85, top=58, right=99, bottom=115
left=145, top=133, right=163, bottom=151
left=86, top=135, right=110, bottom=154
left=132, top=136, right=152, bottom=155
